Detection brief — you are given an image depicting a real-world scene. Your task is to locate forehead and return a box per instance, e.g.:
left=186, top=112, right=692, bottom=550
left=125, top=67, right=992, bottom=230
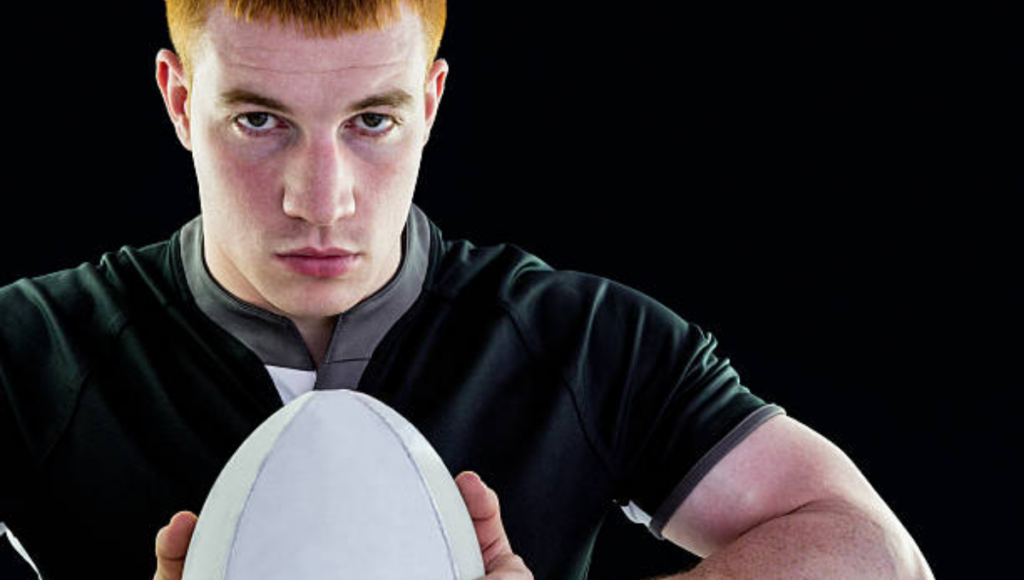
left=196, top=2, right=426, bottom=78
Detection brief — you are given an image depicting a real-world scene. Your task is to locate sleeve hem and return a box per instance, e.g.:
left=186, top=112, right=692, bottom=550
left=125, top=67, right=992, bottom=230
left=648, top=404, right=786, bottom=539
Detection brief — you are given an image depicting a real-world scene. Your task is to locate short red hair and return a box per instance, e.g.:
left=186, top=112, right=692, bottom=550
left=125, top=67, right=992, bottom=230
left=164, top=0, right=446, bottom=81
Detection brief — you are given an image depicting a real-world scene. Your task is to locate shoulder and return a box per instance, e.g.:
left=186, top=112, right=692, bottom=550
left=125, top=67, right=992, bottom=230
left=427, top=230, right=706, bottom=365
left=0, top=233, right=182, bottom=406
left=0, top=235, right=180, bottom=348
left=0, top=234, right=183, bottom=472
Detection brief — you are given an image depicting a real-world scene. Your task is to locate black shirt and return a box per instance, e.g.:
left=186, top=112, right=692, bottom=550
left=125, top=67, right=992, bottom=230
left=0, top=207, right=782, bottom=580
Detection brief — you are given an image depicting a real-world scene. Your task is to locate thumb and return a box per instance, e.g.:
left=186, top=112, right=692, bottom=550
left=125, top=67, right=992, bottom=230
left=455, top=471, right=512, bottom=565
left=153, top=511, right=198, bottom=580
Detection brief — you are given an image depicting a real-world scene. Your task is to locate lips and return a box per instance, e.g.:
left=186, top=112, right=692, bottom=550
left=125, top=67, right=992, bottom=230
left=276, top=247, right=360, bottom=277
left=279, top=246, right=357, bottom=258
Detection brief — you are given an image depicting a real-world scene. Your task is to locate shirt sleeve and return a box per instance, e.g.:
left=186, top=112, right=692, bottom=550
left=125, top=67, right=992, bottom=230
left=644, top=402, right=784, bottom=538
left=0, top=278, right=88, bottom=526
left=556, top=275, right=785, bottom=539
left=0, top=348, right=29, bottom=525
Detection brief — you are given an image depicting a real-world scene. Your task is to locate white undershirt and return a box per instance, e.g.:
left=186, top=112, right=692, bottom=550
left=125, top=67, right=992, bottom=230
left=263, top=365, right=318, bottom=405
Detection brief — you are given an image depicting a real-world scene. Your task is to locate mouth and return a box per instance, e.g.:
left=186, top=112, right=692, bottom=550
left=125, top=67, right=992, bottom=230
left=276, top=248, right=361, bottom=278
left=279, top=246, right=358, bottom=258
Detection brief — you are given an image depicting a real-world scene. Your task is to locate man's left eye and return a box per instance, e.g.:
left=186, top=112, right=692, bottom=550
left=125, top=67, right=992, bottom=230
left=355, top=113, right=398, bottom=134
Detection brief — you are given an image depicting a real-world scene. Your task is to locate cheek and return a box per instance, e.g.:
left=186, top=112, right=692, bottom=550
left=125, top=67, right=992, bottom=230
left=364, top=139, right=424, bottom=247
left=195, top=130, right=283, bottom=218
left=352, top=134, right=424, bottom=202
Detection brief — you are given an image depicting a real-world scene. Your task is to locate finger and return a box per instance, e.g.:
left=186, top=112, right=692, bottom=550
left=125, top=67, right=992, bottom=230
left=153, top=511, right=198, bottom=580
left=455, top=471, right=499, bottom=520
left=455, top=471, right=512, bottom=564
left=481, top=553, right=535, bottom=580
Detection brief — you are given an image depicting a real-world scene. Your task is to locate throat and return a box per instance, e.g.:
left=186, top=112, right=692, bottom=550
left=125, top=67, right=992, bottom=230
left=293, top=316, right=338, bottom=369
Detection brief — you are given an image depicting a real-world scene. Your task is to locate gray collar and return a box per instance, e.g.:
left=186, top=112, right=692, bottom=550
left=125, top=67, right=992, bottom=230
left=180, top=204, right=430, bottom=384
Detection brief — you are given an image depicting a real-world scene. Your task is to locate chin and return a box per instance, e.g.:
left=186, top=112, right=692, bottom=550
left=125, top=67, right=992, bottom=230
left=277, top=287, right=364, bottom=319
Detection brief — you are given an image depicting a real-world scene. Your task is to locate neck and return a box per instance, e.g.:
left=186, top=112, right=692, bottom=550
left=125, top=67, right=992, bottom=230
left=293, top=316, right=338, bottom=369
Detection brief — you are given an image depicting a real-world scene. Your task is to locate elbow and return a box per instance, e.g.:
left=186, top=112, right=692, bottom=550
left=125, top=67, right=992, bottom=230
left=889, top=521, right=935, bottom=580
left=802, top=497, right=934, bottom=580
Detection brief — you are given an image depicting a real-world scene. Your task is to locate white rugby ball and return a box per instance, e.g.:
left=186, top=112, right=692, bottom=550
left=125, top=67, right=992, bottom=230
left=181, top=389, right=484, bottom=580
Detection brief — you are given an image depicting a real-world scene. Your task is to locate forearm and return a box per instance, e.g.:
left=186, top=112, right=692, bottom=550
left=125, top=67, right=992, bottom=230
left=669, top=499, right=933, bottom=580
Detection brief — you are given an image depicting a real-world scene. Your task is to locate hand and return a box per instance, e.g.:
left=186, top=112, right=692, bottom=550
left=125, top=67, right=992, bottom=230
left=455, top=471, right=535, bottom=580
left=152, top=510, right=197, bottom=580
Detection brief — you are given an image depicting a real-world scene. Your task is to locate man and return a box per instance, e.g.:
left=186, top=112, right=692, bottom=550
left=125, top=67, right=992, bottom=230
left=0, top=1, right=933, bottom=579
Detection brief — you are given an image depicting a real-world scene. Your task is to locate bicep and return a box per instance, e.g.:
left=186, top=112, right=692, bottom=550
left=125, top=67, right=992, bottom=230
left=661, top=414, right=890, bottom=557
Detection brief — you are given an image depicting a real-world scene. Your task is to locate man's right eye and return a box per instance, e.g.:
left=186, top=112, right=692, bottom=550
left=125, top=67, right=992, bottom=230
left=234, top=112, right=282, bottom=135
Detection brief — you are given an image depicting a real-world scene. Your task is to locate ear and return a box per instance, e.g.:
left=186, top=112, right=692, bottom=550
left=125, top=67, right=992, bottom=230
left=422, top=58, right=449, bottom=146
left=155, top=49, right=194, bottom=151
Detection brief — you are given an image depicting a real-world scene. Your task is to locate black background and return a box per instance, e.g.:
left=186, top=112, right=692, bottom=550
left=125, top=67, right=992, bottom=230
left=1, top=3, right=1019, bottom=579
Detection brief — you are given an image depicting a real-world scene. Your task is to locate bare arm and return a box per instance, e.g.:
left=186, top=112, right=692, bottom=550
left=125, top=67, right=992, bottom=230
left=660, top=415, right=933, bottom=579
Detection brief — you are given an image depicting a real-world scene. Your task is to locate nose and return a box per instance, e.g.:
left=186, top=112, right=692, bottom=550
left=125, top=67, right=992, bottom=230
left=282, top=133, right=356, bottom=226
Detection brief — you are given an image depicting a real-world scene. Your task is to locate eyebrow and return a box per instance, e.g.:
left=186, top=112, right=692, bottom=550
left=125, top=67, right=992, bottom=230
left=217, top=87, right=415, bottom=115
